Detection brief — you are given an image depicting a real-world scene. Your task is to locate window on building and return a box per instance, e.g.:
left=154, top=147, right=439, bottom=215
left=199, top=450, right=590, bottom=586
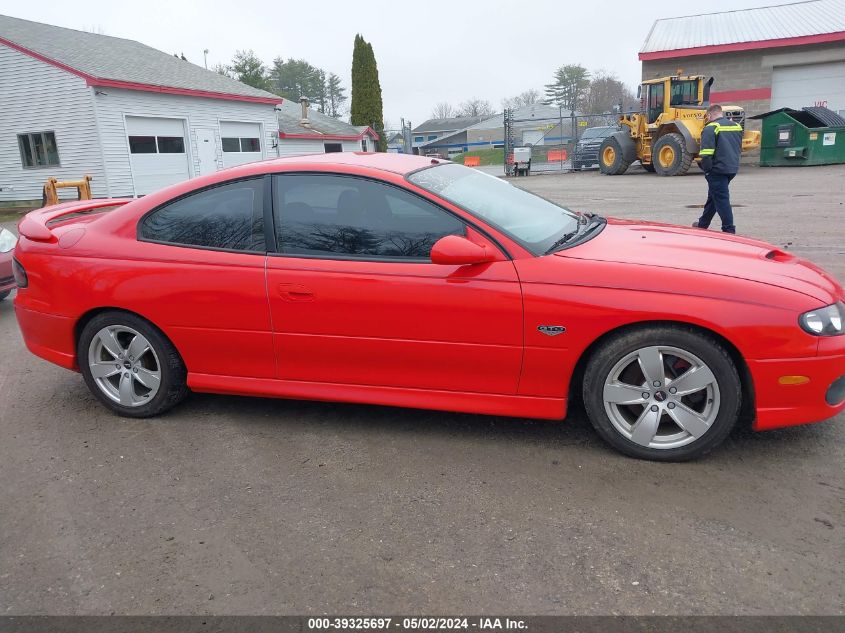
left=157, top=137, right=186, bottom=153
left=324, top=143, right=343, bottom=153
left=128, top=136, right=186, bottom=154
left=427, top=135, right=437, bottom=141
left=222, top=137, right=261, bottom=153
left=18, top=131, right=60, bottom=168
left=241, top=137, right=260, bottom=152
left=361, top=139, right=368, bottom=152
left=273, top=174, right=465, bottom=260
left=413, top=136, right=424, bottom=143
left=140, top=177, right=265, bottom=252
left=222, top=137, right=240, bottom=152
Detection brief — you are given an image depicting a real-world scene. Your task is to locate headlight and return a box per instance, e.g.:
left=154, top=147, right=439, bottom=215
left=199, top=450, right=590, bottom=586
left=0, top=228, right=16, bottom=253
left=799, top=302, right=845, bottom=336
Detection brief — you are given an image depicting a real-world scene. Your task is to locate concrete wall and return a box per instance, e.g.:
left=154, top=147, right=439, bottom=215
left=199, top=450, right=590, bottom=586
left=642, top=41, right=845, bottom=130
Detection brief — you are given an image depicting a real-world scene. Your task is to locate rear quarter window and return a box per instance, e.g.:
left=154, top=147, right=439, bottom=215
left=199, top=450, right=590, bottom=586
left=139, top=177, right=265, bottom=252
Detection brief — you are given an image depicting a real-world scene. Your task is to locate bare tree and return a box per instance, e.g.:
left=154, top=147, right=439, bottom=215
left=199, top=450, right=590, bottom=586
left=456, top=98, right=493, bottom=118
left=501, top=88, right=541, bottom=110
left=583, top=70, right=636, bottom=114
left=431, top=102, right=456, bottom=119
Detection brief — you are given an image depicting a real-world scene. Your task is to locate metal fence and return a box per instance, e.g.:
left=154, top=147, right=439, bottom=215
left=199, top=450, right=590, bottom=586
left=503, top=108, right=623, bottom=176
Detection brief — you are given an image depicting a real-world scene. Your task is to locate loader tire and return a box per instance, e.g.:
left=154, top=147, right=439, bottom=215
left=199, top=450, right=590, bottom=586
left=599, top=137, right=631, bottom=175
left=653, top=133, right=693, bottom=176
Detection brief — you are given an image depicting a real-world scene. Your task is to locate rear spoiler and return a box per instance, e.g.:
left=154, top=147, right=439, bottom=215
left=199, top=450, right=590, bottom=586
left=18, top=199, right=132, bottom=241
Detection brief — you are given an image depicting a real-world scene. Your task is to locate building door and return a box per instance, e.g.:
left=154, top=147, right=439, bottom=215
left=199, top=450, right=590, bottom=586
left=125, top=116, right=190, bottom=195
left=195, top=128, right=218, bottom=176
left=772, top=62, right=845, bottom=114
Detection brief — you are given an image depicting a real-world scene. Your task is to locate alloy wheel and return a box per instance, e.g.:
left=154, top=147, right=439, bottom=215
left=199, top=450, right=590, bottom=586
left=87, top=325, right=162, bottom=407
left=602, top=345, right=720, bottom=449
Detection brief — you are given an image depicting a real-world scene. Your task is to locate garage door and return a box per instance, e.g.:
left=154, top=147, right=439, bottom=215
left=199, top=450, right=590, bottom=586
left=220, top=121, right=263, bottom=168
left=771, top=61, right=845, bottom=115
left=522, top=130, right=544, bottom=146
left=126, top=116, right=190, bottom=195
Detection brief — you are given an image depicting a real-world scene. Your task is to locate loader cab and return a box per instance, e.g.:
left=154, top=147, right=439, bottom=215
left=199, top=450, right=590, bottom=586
left=643, top=81, right=665, bottom=124
left=640, top=76, right=712, bottom=123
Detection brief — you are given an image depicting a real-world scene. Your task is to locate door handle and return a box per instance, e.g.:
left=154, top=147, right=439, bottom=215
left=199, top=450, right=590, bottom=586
left=277, top=283, right=314, bottom=302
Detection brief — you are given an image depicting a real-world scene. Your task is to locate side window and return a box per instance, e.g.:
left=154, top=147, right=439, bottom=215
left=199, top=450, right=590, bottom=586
left=140, top=178, right=265, bottom=252
left=273, top=174, right=465, bottom=260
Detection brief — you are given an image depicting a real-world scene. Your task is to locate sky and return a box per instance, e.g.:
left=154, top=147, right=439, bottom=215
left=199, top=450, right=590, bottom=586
left=1, top=0, right=797, bottom=130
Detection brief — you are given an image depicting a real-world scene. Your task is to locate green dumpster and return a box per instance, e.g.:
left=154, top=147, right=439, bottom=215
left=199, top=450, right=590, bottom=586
left=750, top=107, right=845, bottom=167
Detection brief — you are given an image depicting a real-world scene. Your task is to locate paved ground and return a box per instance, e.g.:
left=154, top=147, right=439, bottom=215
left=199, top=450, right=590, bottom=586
left=1, top=165, right=843, bottom=616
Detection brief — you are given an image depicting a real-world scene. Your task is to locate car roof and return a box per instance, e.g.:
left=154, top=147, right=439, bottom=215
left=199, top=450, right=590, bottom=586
left=260, top=152, right=442, bottom=175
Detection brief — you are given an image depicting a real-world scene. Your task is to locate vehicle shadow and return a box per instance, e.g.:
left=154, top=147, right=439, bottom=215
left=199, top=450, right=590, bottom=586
left=171, top=389, right=841, bottom=464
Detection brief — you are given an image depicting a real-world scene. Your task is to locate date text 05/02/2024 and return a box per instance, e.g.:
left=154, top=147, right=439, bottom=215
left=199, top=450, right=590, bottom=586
left=307, top=617, right=528, bottom=630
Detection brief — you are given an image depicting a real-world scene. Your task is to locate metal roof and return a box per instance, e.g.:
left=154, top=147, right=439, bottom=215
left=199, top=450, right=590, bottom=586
left=641, top=0, right=845, bottom=54
left=0, top=13, right=280, bottom=101
left=412, top=116, right=487, bottom=133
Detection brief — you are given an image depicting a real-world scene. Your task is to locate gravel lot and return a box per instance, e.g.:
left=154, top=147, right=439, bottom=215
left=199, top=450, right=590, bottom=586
left=1, top=165, right=843, bottom=615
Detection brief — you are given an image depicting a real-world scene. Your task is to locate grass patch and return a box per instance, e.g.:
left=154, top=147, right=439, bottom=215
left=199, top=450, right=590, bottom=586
left=449, top=148, right=505, bottom=166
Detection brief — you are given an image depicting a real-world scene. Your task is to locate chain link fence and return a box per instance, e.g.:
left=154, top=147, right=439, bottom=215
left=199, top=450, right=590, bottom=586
left=503, top=109, right=623, bottom=176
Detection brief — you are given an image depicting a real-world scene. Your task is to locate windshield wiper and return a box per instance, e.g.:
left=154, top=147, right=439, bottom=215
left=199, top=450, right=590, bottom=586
left=544, top=230, right=580, bottom=254
left=544, top=214, right=604, bottom=255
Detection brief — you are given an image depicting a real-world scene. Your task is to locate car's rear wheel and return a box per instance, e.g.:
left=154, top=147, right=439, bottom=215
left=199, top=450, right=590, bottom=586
left=78, top=311, right=188, bottom=418
left=583, top=326, right=741, bottom=461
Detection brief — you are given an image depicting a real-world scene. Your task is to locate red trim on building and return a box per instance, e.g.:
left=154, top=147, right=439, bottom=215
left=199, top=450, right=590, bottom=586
left=639, top=30, right=845, bottom=60
left=279, top=127, right=380, bottom=141
left=710, top=87, right=772, bottom=102
left=87, top=78, right=282, bottom=104
left=0, top=36, right=282, bottom=105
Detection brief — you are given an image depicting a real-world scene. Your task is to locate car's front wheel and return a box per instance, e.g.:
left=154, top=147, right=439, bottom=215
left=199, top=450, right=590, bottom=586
left=78, top=311, right=188, bottom=418
left=583, top=326, right=741, bottom=461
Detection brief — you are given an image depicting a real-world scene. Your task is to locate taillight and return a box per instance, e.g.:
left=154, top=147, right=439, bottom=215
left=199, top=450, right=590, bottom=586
left=12, top=257, right=28, bottom=288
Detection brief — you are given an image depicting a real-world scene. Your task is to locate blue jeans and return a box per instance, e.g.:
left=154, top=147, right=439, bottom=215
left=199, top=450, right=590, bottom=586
left=698, top=172, right=736, bottom=233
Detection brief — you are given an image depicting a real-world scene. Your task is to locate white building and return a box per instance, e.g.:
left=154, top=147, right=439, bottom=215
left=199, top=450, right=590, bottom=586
left=276, top=97, right=379, bottom=155
left=0, top=14, right=283, bottom=203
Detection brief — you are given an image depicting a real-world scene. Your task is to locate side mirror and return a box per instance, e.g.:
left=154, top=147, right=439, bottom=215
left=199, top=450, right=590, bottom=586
left=431, top=235, right=496, bottom=266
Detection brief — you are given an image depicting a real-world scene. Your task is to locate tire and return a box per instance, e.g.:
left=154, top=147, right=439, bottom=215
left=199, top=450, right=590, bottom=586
left=583, top=325, right=741, bottom=461
left=642, top=163, right=656, bottom=173
left=573, top=161, right=582, bottom=171
left=0, top=290, right=10, bottom=301
left=652, top=133, right=693, bottom=176
left=598, top=137, right=631, bottom=175
left=78, top=311, right=188, bottom=418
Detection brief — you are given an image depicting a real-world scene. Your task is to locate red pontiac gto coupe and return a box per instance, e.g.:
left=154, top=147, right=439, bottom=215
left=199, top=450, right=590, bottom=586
left=13, top=153, right=845, bottom=460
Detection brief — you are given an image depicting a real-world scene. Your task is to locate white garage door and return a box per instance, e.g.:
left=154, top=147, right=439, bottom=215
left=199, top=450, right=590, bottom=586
left=522, top=130, right=544, bottom=146
left=220, top=121, right=263, bottom=168
left=126, top=116, right=190, bottom=195
left=771, top=61, right=845, bottom=115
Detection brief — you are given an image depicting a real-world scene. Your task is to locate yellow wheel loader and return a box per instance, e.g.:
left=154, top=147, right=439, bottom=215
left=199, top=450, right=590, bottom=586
left=599, top=75, right=761, bottom=176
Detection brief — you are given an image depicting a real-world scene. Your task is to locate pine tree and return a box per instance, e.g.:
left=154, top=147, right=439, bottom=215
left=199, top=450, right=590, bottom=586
left=350, top=34, right=385, bottom=151
left=230, top=50, right=270, bottom=91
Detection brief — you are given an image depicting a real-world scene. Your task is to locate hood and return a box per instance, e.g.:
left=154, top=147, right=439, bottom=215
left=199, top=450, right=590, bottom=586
left=556, top=219, right=843, bottom=304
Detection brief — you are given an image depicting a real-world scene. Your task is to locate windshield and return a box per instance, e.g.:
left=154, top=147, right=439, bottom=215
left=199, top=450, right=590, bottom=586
left=581, top=127, right=614, bottom=139
left=408, top=163, right=580, bottom=255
